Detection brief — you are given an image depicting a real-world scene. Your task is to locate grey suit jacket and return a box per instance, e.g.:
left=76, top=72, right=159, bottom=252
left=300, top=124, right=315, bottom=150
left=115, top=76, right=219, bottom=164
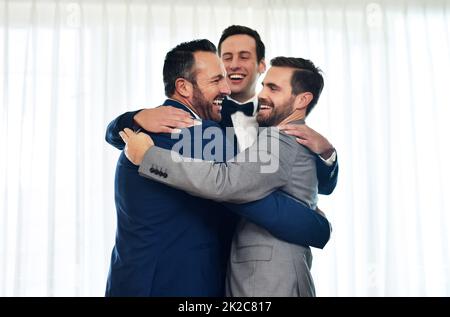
left=138, top=120, right=318, bottom=297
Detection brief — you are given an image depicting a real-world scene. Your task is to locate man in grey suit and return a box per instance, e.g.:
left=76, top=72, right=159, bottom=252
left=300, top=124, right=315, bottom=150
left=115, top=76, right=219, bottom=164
left=120, top=57, right=325, bottom=296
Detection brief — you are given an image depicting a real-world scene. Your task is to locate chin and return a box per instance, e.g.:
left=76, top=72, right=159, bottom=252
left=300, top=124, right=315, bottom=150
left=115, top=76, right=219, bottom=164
left=231, top=81, right=247, bottom=91
left=211, top=113, right=222, bottom=122
left=256, top=117, right=268, bottom=127
left=257, top=113, right=275, bottom=127
left=230, top=87, right=243, bottom=94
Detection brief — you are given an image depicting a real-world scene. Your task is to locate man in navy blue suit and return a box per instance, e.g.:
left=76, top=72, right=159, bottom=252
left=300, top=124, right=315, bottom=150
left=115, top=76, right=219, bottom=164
left=106, top=39, right=334, bottom=297
left=106, top=40, right=237, bottom=296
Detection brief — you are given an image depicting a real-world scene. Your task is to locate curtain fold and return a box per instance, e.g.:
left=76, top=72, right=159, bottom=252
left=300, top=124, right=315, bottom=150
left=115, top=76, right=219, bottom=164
left=1, top=0, right=449, bottom=296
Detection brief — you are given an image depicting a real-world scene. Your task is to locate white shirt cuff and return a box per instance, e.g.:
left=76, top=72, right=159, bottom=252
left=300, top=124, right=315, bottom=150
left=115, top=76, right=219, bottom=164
left=319, top=150, right=337, bottom=166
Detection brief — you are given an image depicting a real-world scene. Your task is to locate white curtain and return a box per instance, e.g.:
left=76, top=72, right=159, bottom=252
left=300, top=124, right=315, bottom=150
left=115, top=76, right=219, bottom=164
left=1, top=0, right=449, bottom=296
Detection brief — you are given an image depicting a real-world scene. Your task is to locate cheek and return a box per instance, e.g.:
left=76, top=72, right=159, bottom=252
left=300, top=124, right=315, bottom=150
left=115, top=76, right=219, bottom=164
left=213, top=86, right=221, bottom=96
left=224, top=63, right=233, bottom=72
left=273, top=98, right=283, bottom=108
left=206, top=88, right=219, bottom=100
left=245, top=63, right=260, bottom=76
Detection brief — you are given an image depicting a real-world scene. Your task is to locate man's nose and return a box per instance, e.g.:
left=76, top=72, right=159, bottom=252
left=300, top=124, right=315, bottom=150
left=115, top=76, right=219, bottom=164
left=220, top=80, right=231, bottom=96
left=257, top=89, right=267, bottom=100
left=229, top=57, right=240, bottom=71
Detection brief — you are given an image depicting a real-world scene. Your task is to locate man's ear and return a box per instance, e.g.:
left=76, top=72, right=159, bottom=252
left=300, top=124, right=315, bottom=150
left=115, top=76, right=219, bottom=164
left=294, top=92, right=313, bottom=111
left=258, top=58, right=267, bottom=74
left=175, top=78, right=193, bottom=98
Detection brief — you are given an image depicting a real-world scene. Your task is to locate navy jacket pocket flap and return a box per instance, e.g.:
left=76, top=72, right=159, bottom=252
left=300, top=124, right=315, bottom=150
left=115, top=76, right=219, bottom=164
left=232, top=245, right=273, bottom=263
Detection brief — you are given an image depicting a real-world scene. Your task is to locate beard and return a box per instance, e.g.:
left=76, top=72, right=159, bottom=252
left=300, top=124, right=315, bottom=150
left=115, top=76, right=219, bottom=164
left=192, top=85, right=221, bottom=122
left=256, top=97, right=295, bottom=127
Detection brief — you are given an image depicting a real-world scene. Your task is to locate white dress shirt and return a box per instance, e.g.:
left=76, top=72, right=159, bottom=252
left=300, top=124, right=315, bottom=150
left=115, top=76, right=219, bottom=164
left=228, top=96, right=259, bottom=152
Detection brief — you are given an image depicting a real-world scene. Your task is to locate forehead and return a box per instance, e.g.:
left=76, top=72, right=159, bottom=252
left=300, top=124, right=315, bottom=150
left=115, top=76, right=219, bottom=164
left=220, top=34, right=257, bottom=55
left=264, top=66, right=294, bottom=85
left=194, top=51, right=225, bottom=77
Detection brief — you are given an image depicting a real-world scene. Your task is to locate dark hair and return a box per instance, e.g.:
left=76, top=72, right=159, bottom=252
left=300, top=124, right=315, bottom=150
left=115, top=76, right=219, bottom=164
left=270, top=57, right=324, bottom=116
left=218, top=25, right=265, bottom=63
left=163, top=39, right=217, bottom=97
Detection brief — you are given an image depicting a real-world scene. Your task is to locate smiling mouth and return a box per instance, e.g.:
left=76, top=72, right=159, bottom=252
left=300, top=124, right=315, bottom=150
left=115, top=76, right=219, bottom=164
left=258, top=104, right=273, bottom=111
left=212, top=97, right=224, bottom=110
left=228, top=74, right=246, bottom=82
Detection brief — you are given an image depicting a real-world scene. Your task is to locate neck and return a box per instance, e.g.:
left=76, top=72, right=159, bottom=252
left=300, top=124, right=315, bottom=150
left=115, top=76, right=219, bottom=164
left=279, top=110, right=305, bottom=126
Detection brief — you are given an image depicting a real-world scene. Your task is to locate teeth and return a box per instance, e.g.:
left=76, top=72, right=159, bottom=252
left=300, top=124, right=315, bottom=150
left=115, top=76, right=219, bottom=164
left=213, top=99, right=223, bottom=106
left=229, top=74, right=245, bottom=80
left=260, top=105, right=271, bottom=110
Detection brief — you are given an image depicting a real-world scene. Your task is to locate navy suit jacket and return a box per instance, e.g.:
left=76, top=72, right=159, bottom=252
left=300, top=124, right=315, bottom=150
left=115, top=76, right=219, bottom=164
left=106, top=99, right=238, bottom=296
left=105, top=99, right=338, bottom=296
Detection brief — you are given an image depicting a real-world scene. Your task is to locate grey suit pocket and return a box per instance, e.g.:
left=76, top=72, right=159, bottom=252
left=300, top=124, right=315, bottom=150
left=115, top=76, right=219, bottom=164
left=232, top=245, right=273, bottom=263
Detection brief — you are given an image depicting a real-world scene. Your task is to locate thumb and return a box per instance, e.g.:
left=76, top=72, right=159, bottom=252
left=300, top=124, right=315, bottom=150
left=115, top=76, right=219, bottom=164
left=119, top=131, right=129, bottom=143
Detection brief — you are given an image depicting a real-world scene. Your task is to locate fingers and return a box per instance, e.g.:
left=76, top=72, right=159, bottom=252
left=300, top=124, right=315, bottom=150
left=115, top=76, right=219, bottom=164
left=168, top=106, right=192, bottom=118
left=158, top=127, right=181, bottom=134
left=174, top=116, right=195, bottom=125
left=123, top=128, right=135, bottom=137
left=164, top=118, right=191, bottom=128
left=173, top=113, right=201, bottom=125
left=279, top=124, right=309, bottom=136
left=296, top=137, right=309, bottom=146
left=170, top=113, right=193, bottom=122
left=119, top=131, right=129, bottom=143
left=278, top=123, right=295, bottom=130
left=171, top=110, right=200, bottom=125
left=163, top=117, right=201, bottom=129
left=120, top=128, right=140, bottom=143
left=160, top=106, right=199, bottom=129
left=283, top=128, right=308, bottom=139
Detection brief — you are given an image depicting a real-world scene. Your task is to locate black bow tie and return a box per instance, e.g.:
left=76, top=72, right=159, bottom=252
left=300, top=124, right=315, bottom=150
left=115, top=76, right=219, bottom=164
left=222, top=98, right=255, bottom=117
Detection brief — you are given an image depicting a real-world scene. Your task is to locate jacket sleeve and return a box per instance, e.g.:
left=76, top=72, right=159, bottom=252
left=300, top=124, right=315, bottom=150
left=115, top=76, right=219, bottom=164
left=224, top=191, right=331, bottom=249
left=105, top=109, right=142, bottom=150
left=316, top=153, right=339, bottom=195
left=138, top=128, right=298, bottom=203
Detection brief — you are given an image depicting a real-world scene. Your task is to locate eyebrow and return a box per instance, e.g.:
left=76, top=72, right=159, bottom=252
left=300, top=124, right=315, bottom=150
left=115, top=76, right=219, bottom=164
left=211, top=74, right=224, bottom=81
left=222, top=50, right=252, bottom=56
left=262, top=82, right=280, bottom=90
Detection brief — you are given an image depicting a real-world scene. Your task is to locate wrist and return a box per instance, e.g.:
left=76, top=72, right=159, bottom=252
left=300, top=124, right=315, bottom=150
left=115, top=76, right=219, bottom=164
left=319, top=146, right=335, bottom=160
